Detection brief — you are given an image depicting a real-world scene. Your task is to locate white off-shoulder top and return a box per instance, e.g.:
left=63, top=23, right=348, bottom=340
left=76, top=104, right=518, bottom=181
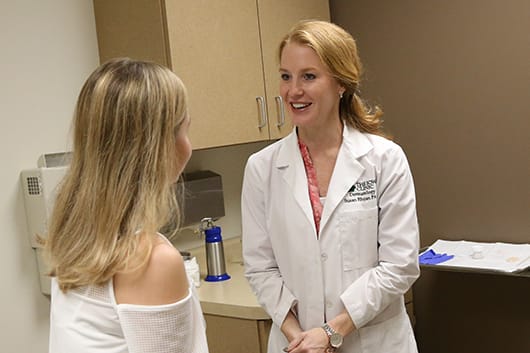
left=49, top=239, right=208, bottom=353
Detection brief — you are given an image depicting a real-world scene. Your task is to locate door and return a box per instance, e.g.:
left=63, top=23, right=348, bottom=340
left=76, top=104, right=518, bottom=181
left=164, top=0, right=270, bottom=149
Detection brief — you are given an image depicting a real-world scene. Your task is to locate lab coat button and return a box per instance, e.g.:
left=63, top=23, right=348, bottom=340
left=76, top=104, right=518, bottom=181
left=326, top=301, right=333, bottom=308
left=321, top=252, right=328, bottom=261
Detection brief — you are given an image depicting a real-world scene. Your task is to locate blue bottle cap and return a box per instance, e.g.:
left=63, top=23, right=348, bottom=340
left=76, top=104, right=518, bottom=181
left=205, top=273, right=231, bottom=282
left=204, top=226, right=223, bottom=243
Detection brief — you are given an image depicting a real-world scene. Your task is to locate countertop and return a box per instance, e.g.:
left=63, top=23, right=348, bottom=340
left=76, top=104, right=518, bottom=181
left=189, top=237, right=270, bottom=320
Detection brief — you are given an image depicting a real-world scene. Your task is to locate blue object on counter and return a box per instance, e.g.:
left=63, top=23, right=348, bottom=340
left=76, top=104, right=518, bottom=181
left=205, top=273, right=231, bottom=282
left=419, top=249, right=454, bottom=265
left=203, top=223, right=230, bottom=282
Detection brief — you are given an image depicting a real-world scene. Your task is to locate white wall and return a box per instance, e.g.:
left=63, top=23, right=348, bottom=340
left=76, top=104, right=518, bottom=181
left=0, top=1, right=99, bottom=351
left=0, top=2, right=270, bottom=351
left=0, top=0, right=98, bottom=353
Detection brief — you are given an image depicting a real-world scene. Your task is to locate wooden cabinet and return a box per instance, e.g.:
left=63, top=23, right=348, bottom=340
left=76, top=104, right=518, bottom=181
left=204, top=314, right=272, bottom=353
left=93, top=0, right=329, bottom=149
left=252, top=0, right=330, bottom=140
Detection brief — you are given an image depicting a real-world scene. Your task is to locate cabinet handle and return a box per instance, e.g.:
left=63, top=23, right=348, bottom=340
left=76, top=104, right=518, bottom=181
left=256, top=96, right=267, bottom=129
left=274, top=96, right=285, bottom=127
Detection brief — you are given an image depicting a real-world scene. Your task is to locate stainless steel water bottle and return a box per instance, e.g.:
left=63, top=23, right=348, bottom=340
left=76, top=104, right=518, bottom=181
left=199, top=217, right=230, bottom=282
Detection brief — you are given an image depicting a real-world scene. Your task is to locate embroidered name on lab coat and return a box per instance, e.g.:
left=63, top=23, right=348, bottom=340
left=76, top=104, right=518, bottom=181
left=344, top=178, right=376, bottom=203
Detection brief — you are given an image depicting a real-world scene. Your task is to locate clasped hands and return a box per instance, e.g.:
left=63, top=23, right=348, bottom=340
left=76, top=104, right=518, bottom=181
left=283, top=327, right=334, bottom=353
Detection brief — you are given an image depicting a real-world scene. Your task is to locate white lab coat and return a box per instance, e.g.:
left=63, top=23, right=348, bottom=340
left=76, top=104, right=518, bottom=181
left=242, top=125, right=420, bottom=353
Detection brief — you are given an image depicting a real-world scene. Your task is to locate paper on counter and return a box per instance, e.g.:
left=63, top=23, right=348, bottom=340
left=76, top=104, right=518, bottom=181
left=421, top=239, right=530, bottom=273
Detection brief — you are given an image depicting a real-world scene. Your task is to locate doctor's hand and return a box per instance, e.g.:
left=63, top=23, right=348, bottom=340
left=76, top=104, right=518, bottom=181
left=283, top=327, right=330, bottom=353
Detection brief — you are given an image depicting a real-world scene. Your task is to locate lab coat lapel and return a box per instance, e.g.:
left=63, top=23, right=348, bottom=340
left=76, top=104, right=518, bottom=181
left=276, top=130, right=316, bottom=234
left=320, top=126, right=373, bottom=233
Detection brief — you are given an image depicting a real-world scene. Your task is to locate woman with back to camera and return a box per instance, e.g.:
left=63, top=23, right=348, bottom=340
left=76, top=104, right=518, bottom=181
left=45, top=58, right=209, bottom=353
left=242, top=20, right=420, bottom=353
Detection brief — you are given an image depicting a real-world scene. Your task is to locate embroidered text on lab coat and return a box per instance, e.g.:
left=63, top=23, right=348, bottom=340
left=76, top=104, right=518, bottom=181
left=344, top=178, right=376, bottom=203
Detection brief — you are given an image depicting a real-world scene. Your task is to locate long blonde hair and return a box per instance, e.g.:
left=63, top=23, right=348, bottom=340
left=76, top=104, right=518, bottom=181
left=46, top=58, right=188, bottom=292
left=279, top=20, right=385, bottom=136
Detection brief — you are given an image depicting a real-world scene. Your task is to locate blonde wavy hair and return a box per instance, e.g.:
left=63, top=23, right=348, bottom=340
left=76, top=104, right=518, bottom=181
left=279, top=20, right=385, bottom=136
left=45, top=58, right=188, bottom=292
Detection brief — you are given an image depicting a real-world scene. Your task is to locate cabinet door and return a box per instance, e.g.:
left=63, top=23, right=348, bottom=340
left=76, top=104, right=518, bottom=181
left=93, top=0, right=330, bottom=149
left=164, top=0, right=270, bottom=149
left=204, top=314, right=272, bottom=353
left=93, top=0, right=170, bottom=66
left=258, top=0, right=330, bottom=140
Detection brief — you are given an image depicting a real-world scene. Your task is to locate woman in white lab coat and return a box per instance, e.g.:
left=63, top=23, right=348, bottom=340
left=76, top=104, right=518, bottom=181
left=242, top=20, right=420, bottom=353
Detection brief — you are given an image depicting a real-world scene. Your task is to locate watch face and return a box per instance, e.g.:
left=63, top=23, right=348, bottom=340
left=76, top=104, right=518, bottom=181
left=330, top=332, right=343, bottom=348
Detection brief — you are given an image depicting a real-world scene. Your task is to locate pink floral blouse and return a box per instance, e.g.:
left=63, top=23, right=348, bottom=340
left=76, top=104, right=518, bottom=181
left=298, top=139, right=323, bottom=237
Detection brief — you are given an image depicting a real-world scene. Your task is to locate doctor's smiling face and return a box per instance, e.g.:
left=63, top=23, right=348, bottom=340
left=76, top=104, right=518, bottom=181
left=279, top=42, right=344, bottom=130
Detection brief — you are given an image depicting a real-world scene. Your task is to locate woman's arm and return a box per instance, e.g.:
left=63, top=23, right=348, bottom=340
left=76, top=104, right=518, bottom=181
left=241, top=156, right=298, bottom=329
left=114, top=235, right=209, bottom=353
left=340, top=145, right=420, bottom=328
left=114, top=235, right=189, bottom=305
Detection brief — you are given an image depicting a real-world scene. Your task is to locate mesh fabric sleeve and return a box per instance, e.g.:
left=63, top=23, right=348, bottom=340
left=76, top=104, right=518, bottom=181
left=117, top=289, right=208, bottom=353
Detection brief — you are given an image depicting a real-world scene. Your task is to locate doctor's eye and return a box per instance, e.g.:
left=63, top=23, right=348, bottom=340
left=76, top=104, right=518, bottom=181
left=303, top=73, right=316, bottom=80
left=280, top=73, right=291, bottom=81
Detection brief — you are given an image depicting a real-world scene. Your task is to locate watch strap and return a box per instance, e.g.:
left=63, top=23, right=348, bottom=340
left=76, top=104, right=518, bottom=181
left=322, top=322, right=335, bottom=337
left=321, top=323, right=342, bottom=350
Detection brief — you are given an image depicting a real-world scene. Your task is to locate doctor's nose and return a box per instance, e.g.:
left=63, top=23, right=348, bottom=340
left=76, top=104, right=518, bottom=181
left=288, top=80, right=304, bottom=97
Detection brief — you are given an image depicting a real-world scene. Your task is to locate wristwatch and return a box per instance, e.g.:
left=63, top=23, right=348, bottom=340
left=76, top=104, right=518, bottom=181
left=321, top=323, right=343, bottom=350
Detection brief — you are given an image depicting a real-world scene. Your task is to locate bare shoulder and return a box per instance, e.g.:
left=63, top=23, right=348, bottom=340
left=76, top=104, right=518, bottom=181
left=148, top=239, right=189, bottom=291
left=114, top=237, right=189, bottom=305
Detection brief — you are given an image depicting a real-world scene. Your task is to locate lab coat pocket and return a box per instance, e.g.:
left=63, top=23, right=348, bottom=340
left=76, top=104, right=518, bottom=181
left=359, top=312, right=417, bottom=353
left=338, top=208, right=378, bottom=270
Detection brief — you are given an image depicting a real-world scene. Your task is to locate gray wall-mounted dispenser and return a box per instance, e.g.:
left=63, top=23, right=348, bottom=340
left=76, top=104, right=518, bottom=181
left=20, top=152, right=71, bottom=295
left=179, top=170, right=225, bottom=227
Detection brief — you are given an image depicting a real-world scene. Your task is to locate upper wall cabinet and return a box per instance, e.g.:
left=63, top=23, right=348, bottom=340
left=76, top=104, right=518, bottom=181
left=93, top=0, right=329, bottom=149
